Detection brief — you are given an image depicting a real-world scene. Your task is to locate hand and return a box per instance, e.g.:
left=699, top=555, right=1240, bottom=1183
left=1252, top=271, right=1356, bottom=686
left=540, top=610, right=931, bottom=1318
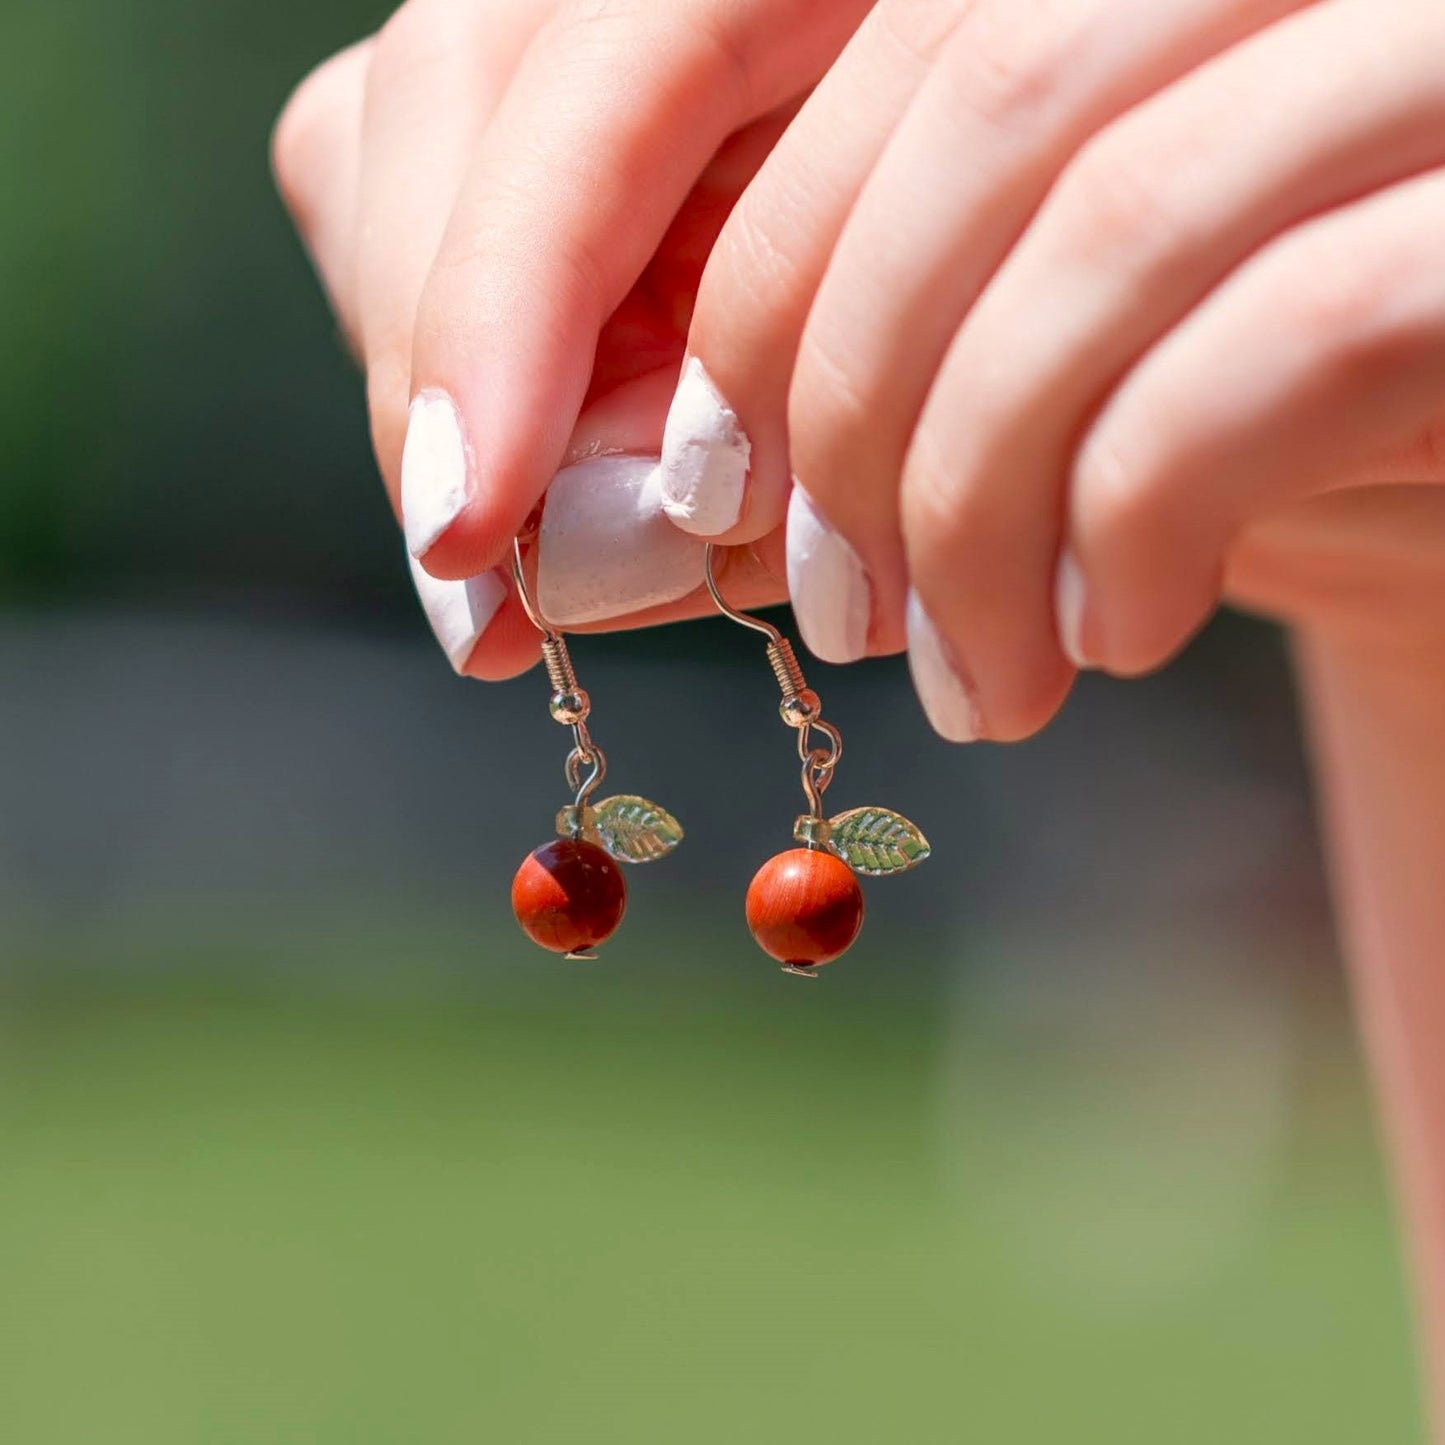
left=659, top=0, right=1445, bottom=740
left=272, top=0, right=871, bottom=677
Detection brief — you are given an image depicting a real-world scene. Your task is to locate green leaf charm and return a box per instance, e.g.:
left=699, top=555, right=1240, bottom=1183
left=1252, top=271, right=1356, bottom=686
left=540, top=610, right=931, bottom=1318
left=588, top=795, right=684, bottom=865
left=825, top=807, right=930, bottom=877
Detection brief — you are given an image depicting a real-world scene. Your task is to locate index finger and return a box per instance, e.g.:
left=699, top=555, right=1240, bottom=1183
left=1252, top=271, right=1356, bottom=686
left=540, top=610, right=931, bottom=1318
left=402, top=0, right=869, bottom=580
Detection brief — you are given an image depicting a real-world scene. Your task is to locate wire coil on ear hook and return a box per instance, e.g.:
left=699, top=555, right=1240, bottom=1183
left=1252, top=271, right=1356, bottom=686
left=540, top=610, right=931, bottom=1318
left=508, top=534, right=684, bottom=962
left=703, top=543, right=930, bottom=976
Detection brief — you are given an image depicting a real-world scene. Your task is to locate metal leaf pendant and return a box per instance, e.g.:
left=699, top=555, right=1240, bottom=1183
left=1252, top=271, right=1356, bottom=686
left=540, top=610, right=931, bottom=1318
left=558, top=794, right=684, bottom=865
left=823, top=806, right=930, bottom=877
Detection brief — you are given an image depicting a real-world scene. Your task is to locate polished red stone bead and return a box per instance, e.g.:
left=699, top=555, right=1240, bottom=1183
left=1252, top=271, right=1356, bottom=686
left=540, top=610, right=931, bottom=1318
left=745, top=847, right=865, bottom=969
left=512, top=838, right=627, bottom=955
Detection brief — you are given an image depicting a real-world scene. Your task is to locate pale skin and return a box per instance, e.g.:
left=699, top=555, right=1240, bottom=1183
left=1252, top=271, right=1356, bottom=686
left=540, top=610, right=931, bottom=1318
left=273, top=0, right=1445, bottom=1424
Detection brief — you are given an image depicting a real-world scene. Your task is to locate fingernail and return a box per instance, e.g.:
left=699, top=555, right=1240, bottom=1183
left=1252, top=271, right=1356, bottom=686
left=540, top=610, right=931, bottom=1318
left=906, top=590, right=984, bottom=743
left=408, top=557, right=507, bottom=674
left=785, top=488, right=870, bottom=664
left=402, top=389, right=471, bottom=559
left=1054, top=549, right=1091, bottom=670
left=660, top=357, right=750, bottom=536
left=538, top=455, right=706, bottom=625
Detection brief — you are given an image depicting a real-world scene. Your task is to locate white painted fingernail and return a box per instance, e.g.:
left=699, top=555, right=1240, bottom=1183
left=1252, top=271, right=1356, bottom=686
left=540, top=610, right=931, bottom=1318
left=659, top=357, right=750, bottom=536
left=1054, top=549, right=1091, bottom=670
left=906, top=591, right=984, bottom=744
left=538, top=454, right=707, bottom=625
left=785, top=488, right=870, bottom=664
left=408, top=557, right=507, bottom=674
left=402, top=389, right=471, bottom=559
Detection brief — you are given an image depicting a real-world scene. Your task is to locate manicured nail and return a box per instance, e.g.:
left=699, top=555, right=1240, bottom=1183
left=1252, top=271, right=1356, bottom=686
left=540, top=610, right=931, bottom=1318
left=659, top=357, right=750, bottom=536
left=1053, top=548, right=1091, bottom=670
left=402, top=389, right=471, bottom=559
left=906, top=591, right=984, bottom=743
left=785, top=488, right=870, bottom=664
left=408, top=557, right=507, bottom=674
left=538, top=454, right=707, bottom=625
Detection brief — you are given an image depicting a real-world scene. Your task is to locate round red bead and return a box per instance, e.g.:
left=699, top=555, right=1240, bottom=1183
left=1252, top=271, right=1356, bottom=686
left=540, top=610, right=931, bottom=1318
left=512, top=838, right=627, bottom=955
left=745, top=847, right=865, bottom=969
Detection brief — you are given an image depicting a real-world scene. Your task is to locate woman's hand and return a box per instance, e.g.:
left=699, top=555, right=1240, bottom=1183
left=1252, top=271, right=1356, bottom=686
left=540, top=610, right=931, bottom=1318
left=660, top=0, right=1445, bottom=741
left=272, top=0, right=870, bottom=677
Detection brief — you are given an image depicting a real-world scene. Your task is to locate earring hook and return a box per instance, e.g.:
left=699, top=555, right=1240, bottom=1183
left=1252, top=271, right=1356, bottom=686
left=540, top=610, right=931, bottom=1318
left=703, top=544, right=783, bottom=643
left=703, top=545, right=842, bottom=820
left=512, top=533, right=607, bottom=807
left=512, top=535, right=555, bottom=638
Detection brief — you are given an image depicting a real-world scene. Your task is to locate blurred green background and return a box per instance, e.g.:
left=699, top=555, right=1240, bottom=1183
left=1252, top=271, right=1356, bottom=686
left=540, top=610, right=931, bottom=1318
left=0, top=0, right=1422, bottom=1439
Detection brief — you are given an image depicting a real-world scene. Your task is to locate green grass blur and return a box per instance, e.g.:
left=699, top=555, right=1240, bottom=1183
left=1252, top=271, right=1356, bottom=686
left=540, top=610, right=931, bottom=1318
left=0, top=921, right=1419, bottom=1443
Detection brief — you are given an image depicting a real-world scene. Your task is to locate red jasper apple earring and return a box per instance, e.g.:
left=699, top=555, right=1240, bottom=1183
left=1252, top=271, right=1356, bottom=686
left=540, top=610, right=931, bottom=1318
left=704, top=546, right=930, bottom=977
left=509, top=536, right=683, bottom=959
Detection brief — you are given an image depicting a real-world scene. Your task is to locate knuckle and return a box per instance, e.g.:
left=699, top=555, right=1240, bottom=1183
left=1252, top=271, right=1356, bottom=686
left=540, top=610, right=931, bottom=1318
left=689, top=8, right=759, bottom=112
left=270, top=56, right=344, bottom=212
left=872, top=0, right=973, bottom=73
left=1271, top=241, right=1404, bottom=367
left=1050, top=126, right=1185, bottom=265
left=946, top=0, right=1074, bottom=131
left=272, top=36, right=372, bottom=221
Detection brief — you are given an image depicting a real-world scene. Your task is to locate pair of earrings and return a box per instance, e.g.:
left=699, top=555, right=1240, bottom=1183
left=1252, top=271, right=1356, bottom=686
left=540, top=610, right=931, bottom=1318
left=508, top=538, right=930, bottom=977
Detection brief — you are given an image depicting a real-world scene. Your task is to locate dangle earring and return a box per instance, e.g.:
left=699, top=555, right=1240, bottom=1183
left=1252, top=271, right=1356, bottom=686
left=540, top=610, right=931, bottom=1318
left=705, top=546, right=930, bottom=977
left=509, top=535, right=683, bottom=959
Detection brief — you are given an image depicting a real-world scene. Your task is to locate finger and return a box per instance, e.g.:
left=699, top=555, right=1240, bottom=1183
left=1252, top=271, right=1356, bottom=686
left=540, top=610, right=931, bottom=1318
left=352, top=0, right=542, bottom=521
left=406, top=0, right=870, bottom=581
left=1064, top=165, right=1445, bottom=674
left=271, top=37, right=374, bottom=350
left=904, top=0, right=1445, bottom=741
left=789, top=0, right=1307, bottom=670
left=332, top=2, right=546, bottom=679
left=657, top=0, right=961, bottom=577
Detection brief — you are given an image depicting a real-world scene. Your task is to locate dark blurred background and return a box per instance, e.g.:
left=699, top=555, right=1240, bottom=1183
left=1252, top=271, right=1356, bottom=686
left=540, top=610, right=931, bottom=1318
left=0, top=1, right=1421, bottom=1439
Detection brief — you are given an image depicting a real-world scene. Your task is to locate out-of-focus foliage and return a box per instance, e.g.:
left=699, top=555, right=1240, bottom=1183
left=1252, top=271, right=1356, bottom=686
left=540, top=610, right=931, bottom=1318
left=0, top=0, right=391, bottom=604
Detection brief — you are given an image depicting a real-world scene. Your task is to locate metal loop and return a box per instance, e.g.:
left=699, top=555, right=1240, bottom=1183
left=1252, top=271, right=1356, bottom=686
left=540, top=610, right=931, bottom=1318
left=800, top=748, right=833, bottom=819
left=796, top=718, right=842, bottom=773
left=565, top=744, right=607, bottom=806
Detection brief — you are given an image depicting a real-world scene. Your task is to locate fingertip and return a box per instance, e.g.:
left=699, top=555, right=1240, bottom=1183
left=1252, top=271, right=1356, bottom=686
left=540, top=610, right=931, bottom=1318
left=1092, top=595, right=1217, bottom=679
left=401, top=390, right=471, bottom=562
left=905, top=590, right=985, bottom=744
left=459, top=593, right=546, bottom=681
left=411, top=503, right=518, bottom=583
left=905, top=588, right=1074, bottom=745
left=659, top=356, right=752, bottom=537
left=786, top=487, right=874, bottom=665
left=408, top=557, right=509, bottom=675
